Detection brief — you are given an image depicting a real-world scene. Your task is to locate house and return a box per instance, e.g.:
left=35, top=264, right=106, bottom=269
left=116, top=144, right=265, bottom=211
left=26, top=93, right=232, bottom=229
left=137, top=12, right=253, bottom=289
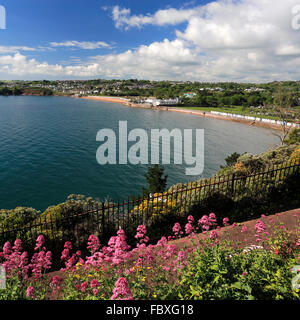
left=183, top=92, right=196, bottom=98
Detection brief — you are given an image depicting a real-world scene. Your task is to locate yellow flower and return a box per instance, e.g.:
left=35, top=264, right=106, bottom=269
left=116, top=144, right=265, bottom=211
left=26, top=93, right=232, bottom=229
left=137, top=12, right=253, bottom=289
left=142, top=277, right=146, bottom=282
left=153, top=294, right=157, bottom=298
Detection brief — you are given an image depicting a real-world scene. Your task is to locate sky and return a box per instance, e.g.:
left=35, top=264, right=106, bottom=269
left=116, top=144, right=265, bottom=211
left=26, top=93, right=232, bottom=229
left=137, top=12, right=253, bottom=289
left=0, top=0, right=300, bottom=82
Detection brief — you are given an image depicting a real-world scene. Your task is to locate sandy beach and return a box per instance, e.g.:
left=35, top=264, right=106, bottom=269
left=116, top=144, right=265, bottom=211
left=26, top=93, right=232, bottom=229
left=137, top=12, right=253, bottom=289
left=81, top=96, right=129, bottom=105
left=80, top=95, right=286, bottom=131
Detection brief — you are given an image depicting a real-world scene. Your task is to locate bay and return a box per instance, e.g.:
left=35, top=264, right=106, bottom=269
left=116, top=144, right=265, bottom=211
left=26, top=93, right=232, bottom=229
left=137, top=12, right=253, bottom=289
left=0, top=96, right=280, bottom=211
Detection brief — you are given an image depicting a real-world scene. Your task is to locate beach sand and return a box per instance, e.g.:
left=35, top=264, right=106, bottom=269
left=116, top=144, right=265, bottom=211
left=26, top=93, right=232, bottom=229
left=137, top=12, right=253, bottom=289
left=80, top=96, right=283, bottom=131
left=81, top=96, right=129, bottom=105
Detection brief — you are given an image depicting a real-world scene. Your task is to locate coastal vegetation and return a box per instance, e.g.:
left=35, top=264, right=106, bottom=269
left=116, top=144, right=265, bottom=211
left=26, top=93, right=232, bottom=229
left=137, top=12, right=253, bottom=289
left=0, top=143, right=299, bottom=260
left=0, top=210, right=299, bottom=300
left=0, top=86, right=53, bottom=96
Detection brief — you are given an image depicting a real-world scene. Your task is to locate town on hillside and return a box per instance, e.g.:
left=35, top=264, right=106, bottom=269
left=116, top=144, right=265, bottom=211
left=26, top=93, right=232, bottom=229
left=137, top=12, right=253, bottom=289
left=1, top=79, right=300, bottom=123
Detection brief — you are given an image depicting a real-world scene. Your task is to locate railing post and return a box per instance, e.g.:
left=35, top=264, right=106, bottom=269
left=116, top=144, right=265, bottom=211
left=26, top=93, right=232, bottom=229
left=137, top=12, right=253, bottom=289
left=102, top=202, right=105, bottom=237
left=231, top=173, right=235, bottom=199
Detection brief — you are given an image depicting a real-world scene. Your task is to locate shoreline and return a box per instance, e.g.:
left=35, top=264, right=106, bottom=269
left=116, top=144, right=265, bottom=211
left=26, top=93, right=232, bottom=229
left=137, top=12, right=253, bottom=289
left=80, top=95, right=291, bottom=131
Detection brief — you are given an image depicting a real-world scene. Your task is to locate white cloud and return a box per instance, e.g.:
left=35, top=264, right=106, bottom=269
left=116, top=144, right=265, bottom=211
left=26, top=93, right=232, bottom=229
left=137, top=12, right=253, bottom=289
left=0, top=46, right=37, bottom=53
left=111, top=5, right=196, bottom=30
left=50, top=40, right=112, bottom=50
left=2, top=0, right=300, bottom=81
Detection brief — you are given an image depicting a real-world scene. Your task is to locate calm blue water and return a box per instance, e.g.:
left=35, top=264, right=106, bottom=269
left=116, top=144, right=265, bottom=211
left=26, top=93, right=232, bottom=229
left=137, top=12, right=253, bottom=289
left=0, top=96, right=280, bottom=211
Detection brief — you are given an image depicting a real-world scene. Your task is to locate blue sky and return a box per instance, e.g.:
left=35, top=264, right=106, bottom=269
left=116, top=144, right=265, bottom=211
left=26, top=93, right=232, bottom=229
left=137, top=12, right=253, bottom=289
left=0, top=0, right=300, bottom=81
left=0, top=0, right=209, bottom=64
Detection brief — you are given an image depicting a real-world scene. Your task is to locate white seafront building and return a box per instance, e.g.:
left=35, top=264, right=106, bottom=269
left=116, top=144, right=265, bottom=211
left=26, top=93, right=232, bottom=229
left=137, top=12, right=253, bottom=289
left=210, top=111, right=300, bottom=128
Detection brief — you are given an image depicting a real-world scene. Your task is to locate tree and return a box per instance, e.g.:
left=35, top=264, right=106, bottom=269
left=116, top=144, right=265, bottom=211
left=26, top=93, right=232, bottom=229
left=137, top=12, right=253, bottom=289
left=143, top=165, right=168, bottom=196
left=273, top=87, right=295, bottom=145
left=284, top=128, right=300, bottom=145
left=220, top=152, right=241, bottom=169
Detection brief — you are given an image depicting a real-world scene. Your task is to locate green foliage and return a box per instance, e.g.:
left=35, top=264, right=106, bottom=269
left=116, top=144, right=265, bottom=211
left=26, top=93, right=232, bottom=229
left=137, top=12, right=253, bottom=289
left=220, top=152, right=241, bottom=169
left=0, top=207, right=40, bottom=231
left=0, top=86, right=53, bottom=96
left=143, top=164, right=168, bottom=196
left=176, top=245, right=299, bottom=300
left=284, top=128, right=300, bottom=145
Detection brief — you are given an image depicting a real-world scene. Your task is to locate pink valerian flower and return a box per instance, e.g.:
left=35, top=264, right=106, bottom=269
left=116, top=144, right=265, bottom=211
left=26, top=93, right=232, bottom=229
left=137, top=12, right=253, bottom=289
left=210, top=230, right=219, bottom=241
left=185, top=223, right=194, bottom=235
left=209, top=213, right=217, bottom=226
left=93, top=289, right=99, bottom=296
left=34, top=235, right=45, bottom=252
left=111, top=277, right=134, bottom=300
left=26, top=286, right=35, bottom=299
left=30, top=250, right=52, bottom=280
left=198, top=215, right=212, bottom=231
left=101, top=229, right=131, bottom=267
left=13, top=239, right=23, bottom=254
left=163, top=244, right=178, bottom=260
left=156, top=236, right=168, bottom=247
left=223, top=217, right=230, bottom=226
left=172, top=223, right=182, bottom=237
left=61, top=241, right=83, bottom=270
left=61, top=241, right=73, bottom=264
left=91, top=279, right=100, bottom=288
left=241, top=226, right=248, bottom=233
left=176, top=251, right=188, bottom=269
left=135, top=225, right=149, bottom=245
left=29, top=236, right=52, bottom=279
left=85, top=251, right=105, bottom=267
left=255, top=220, right=266, bottom=234
left=1, top=240, right=30, bottom=279
left=64, top=241, right=72, bottom=251
left=81, top=282, right=89, bottom=293
left=87, top=235, right=101, bottom=254
left=187, top=215, right=194, bottom=224
left=3, top=242, right=12, bottom=258
left=50, top=276, right=62, bottom=293
left=296, top=239, right=300, bottom=247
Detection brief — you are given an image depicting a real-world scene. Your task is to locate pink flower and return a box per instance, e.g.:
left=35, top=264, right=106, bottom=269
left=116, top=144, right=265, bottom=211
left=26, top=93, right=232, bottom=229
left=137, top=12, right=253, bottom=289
left=81, top=282, right=89, bottom=292
left=64, top=241, right=72, bottom=251
left=51, top=276, right=62, bottom=292
left=156, top=237, right=167, bottom=247
left=296, top=239, right=300, bottom=247
left=198, top=215, right=211, bottom=231
left=255, top=220, right=266, bottom=234
left=172, top=223, right=182, bottom=237
left=209, top=213, right=217, bottom=226
left=87, top=235, right=100, bottom=254
left=241, top=226, right=248, bottom=233
left=93, top=289, right=99, bottom=296
left=185, top=223, right=194, bottom=235
left=34, top=235, right=45, bottom=251
left=223, top=217, right=230, bottom=226
left=177, top=251, right=187, bottom=261
left=209, top=230, right=219, bottom=241
left=187, top=215, right=194, bottom=224
left=111, top=277, right=134, bottom=300
left=26, top=286, right=35, bottom=299
left=91, top=279, right=100, bottom=288
left=135, top=225, right=148, bottom=244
